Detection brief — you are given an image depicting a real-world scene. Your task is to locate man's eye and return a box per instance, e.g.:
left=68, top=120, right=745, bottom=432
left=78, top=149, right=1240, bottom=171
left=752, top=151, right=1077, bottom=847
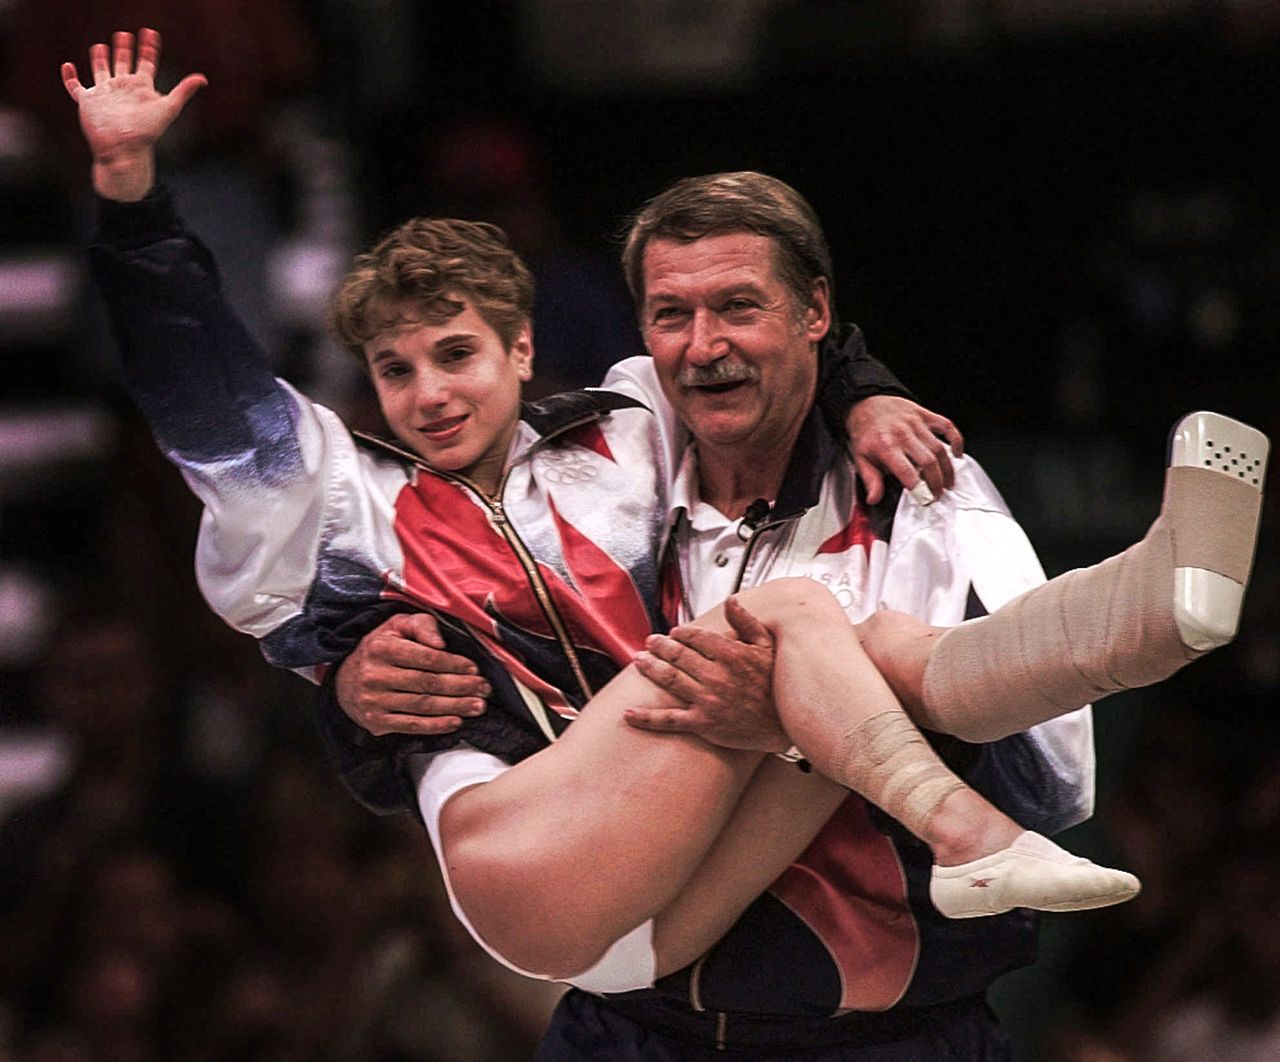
left=380, top=363, right=409, bottom=379
left=724, top=298, right=757, bottom=313
left=651, top=307, right=685, bottom=325
left=442, top=347, right=474, bottom=362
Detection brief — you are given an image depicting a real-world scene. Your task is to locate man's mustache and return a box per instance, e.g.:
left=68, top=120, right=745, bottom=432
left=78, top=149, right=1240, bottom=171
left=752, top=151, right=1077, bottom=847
left=677, top=361, right=761, bottom=388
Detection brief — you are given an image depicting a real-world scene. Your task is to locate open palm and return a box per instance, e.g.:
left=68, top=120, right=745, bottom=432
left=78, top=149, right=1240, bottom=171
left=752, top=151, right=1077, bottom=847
left=62, top=28, right=205, bottom=161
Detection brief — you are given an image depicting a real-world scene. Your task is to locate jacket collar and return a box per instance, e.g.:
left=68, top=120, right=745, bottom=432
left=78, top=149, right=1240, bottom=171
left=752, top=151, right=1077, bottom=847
left=776, top=401, right=901, bottom=536
left=772, top=403, right=840, bottom=520
left=519, top=387, right=649, bottom=434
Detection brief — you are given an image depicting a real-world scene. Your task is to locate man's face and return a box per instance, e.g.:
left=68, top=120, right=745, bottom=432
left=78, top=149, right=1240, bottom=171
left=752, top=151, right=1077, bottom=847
left=640, top=233, right=829, bottom=457
left=364, top=299, right=533, bottom=493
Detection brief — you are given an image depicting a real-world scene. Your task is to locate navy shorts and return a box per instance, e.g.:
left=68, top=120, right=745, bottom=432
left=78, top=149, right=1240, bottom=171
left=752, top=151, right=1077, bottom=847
left=536, top=989, right=1012, bottom=1060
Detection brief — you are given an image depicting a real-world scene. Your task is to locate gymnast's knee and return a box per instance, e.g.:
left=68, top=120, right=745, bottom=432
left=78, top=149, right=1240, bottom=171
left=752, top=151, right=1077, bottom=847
left=736, top=576, right=845, bottom=628
left=443, top=846, right=638, bottom=983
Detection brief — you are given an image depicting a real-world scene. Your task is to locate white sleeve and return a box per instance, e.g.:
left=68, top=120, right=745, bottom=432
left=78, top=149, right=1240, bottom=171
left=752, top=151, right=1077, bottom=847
left=880, top=456, right=1096, bottom=830
left=96, top=218, right=396, bottom=660
left=189, top=382, right=398, bottom=647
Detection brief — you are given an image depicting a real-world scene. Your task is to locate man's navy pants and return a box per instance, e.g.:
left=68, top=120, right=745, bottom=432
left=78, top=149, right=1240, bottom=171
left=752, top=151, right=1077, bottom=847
left=536, top=989, right=1012, bottom=1060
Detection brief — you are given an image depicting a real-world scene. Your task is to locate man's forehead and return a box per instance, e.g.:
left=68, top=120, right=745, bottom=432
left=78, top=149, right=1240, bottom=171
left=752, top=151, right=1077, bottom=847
left=642, top=232, right=784, bottom=296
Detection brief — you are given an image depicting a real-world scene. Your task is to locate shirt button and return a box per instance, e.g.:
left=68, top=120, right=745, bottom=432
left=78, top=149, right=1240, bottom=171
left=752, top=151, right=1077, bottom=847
left=714, top=554, right=729, bottom=567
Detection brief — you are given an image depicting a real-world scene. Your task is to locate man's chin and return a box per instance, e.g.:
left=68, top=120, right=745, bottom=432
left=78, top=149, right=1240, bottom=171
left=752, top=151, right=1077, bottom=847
left=683, top=415, right=755, bottom=449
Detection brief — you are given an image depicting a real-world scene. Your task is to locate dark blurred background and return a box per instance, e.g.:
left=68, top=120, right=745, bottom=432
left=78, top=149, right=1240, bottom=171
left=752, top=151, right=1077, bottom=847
left=1, top=2, right=1278, bottom=1059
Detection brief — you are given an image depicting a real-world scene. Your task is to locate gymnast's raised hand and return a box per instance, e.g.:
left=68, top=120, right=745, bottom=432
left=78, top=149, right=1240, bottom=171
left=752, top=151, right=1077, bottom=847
left=62, top=27, right=206, bottom=203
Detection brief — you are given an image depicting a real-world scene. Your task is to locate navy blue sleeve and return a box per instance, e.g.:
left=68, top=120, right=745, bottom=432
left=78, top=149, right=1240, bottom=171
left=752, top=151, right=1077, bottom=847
left=89, top=184, right=303, bottom=487
left=816, top=322, right=916, bottom=434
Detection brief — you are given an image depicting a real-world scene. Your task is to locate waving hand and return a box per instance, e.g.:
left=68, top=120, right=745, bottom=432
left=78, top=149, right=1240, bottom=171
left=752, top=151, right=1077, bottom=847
left=61, top=28, right=206, bottom=201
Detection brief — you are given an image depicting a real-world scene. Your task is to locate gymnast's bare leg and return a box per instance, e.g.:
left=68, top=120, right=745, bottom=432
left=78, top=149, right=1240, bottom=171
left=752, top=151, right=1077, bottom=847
left=639, top=412, right=1266, bottom=920
left=437, top=575, right=1141, bottom=994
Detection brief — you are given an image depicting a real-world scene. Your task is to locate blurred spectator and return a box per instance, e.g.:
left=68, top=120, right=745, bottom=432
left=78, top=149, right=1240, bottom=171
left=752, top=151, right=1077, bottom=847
left=0, top=608, right=558, bottom=1060
left=1046, top=662, right=1280, bottom=1060
left=4, top=0, right=321, bottom=388
left=418, top=114, right=644, bottom=394
left=0, top=614, right=165, bottom=937
left=1147, top=823, right=1280, bottom=1062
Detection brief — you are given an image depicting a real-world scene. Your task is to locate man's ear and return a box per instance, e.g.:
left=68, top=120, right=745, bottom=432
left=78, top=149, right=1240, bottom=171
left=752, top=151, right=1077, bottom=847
left=510, top=323, right=535, bottom=381
left=804, top=278, right=832, bottom=343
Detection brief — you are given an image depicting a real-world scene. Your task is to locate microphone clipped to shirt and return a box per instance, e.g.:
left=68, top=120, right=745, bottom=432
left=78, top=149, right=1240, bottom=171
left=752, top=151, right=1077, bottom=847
left=737, top=498, right=772, bottom=541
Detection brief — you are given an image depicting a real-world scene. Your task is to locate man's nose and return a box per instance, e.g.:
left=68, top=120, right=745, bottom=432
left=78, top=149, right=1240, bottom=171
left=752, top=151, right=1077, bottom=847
left=686, top=309, right=726, bottom=364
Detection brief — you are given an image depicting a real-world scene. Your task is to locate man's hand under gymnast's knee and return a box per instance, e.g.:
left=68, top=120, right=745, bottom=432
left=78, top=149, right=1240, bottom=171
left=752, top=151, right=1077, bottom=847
left=626, top=597, right=786, bottom=752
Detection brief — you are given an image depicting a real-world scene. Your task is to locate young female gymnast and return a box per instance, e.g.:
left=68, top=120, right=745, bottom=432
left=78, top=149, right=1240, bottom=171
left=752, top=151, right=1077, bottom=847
left=66, top=29, right=1265, bottom=994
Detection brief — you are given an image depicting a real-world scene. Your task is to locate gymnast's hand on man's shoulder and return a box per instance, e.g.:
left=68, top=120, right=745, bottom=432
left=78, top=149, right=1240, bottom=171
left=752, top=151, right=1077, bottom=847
left=846, top=394, right=964, bottom=506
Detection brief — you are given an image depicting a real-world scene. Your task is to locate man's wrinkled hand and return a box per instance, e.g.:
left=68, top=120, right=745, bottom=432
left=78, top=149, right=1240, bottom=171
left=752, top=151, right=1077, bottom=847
left=845, top=395, right=964, bottom=506
left=624, top=597, right=787, bottom=752
left=335, top=613, right=490, bottom=737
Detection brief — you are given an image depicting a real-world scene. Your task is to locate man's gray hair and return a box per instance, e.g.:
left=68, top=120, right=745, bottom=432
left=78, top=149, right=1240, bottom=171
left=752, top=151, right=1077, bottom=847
left=621, top=171, right=834, bottom=311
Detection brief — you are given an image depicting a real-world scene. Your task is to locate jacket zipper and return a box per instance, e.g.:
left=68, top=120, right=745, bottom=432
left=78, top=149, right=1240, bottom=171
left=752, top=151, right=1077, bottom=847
left=486, top=484, right=595, bottom=702
left=354, top=416, right=605, bottom=706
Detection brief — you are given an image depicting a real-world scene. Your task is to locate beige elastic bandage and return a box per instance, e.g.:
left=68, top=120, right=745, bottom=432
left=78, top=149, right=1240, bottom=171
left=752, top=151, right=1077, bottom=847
left=1164, top=466, right=1262, bottom=583
left=832, top=711, right=967, bottom=839
left=920, top=466, right=1262, bottom=743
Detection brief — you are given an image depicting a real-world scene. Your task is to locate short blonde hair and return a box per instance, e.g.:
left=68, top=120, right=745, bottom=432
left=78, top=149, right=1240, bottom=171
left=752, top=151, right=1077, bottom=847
left=328, top=218, right=534, bottom=361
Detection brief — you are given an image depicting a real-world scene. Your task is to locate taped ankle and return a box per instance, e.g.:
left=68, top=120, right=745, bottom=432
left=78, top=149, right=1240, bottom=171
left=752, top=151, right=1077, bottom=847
left=833, top=711, right=966, bottom=838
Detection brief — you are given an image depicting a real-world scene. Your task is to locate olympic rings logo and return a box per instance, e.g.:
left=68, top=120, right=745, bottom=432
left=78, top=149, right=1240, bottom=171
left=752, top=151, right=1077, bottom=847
left=539, top=449, right=600, bottom=485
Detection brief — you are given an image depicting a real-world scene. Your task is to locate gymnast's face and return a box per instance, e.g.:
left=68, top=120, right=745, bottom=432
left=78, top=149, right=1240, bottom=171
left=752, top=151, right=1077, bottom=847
left=364, top=299, right=533, bottom=495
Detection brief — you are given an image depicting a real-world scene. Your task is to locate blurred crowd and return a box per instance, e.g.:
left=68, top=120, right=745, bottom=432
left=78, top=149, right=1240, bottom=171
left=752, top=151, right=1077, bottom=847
left=1044, top=625, right=1280, bottom=1061
left=2, top=1, right=1280, bottom=1060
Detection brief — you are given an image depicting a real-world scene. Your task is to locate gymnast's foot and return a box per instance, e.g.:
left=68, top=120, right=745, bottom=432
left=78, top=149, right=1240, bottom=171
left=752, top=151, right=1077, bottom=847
left=930, top=832, right=1141, bottom=919
left=920, top=411, right=1270, bottom=741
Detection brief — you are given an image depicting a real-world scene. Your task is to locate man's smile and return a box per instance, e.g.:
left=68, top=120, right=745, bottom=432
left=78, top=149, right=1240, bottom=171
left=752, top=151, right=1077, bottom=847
left=688, top=379, right=751, bottom=396
left=676, top=361, right=761, bottom=396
